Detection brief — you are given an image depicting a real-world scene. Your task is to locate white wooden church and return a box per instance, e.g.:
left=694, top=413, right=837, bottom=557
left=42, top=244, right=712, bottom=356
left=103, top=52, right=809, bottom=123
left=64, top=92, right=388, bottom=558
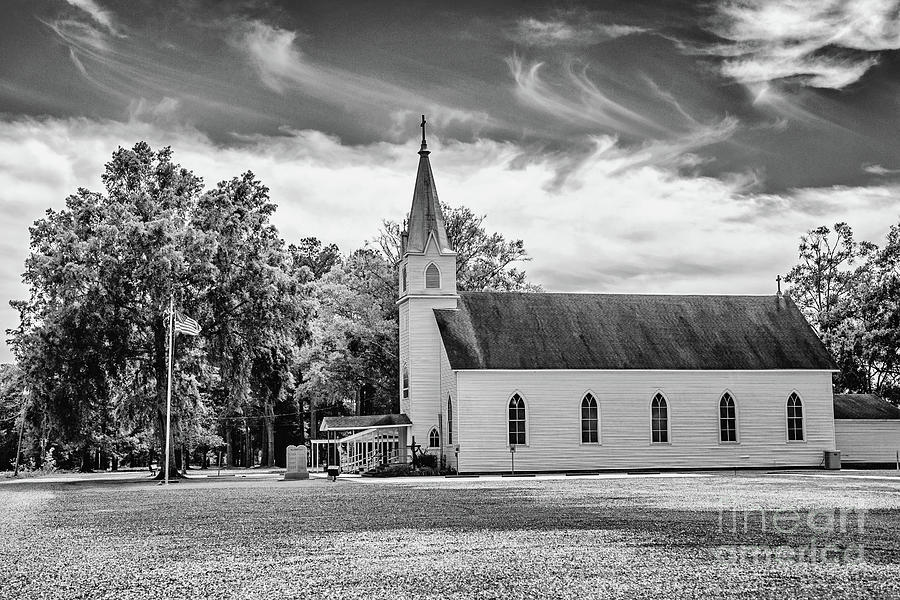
left=322, top=120, right=899, bottom=474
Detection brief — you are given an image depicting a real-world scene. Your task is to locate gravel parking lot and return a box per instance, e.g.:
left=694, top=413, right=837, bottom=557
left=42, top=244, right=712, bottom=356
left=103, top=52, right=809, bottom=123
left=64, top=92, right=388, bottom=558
left=1, top=471, right=899, bottom=599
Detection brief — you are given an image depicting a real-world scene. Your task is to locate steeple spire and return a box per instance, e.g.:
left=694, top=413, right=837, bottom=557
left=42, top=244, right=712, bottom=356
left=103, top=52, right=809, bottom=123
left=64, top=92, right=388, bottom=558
left=404, top=114, right=451, bottom=255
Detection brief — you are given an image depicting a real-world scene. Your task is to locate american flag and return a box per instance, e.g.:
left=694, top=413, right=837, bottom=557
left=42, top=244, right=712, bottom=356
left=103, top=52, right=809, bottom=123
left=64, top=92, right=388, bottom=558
left=173, top=311, right=201, bottom=336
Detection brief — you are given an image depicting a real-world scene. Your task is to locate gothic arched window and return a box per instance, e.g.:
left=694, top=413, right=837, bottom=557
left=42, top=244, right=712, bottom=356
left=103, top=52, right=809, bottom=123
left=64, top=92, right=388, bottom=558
left=581, top=393, right=599, bottom=443
left=508, top=394, right=526, bottom=445
left=651, top=393, right=669, bottom=443
left=425, top=263, right=440, bottom=289
left=447, top=396, right=453, bottom=444
left=719, top=393, right=737, bottom=443
left=402, top=366, right=409, bottom=399
left=401, top=264, right=407, bottom=292
left=428, top=427, right=440, bottom=448
left=787, top=393, right=804, bottom=441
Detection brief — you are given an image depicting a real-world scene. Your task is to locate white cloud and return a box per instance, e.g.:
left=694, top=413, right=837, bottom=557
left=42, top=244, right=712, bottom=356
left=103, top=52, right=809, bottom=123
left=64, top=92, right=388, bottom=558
left=705, top=0, right=900, bottom=89
left=0, top=116, right=895, bottom=364
left=863, top=163, right=900, bottom=175
left=510, top=16, right=645, bottom=47
left=63, top=0, right=123, bottom=37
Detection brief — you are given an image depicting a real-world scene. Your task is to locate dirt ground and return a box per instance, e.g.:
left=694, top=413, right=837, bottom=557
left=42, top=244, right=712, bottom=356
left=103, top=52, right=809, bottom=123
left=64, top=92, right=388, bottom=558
left=1, top=470, right=898, bottom=599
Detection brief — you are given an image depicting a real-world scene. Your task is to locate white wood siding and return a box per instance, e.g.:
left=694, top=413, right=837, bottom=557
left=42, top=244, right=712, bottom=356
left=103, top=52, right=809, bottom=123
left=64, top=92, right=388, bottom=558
left=398, top=303, right=410, bottom=416
left=438, top=343, right=458, bottom=469
left=835, top=420, right=900, bottom=464
left=398, top=234, right=457, bottom=455
left=398, top=240, right=457, bottom=455
left=456, top=370, right=835, bottom=473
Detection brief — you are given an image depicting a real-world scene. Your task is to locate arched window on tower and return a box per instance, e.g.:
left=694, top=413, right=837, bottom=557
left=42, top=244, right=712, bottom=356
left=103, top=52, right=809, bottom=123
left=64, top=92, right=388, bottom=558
left=508, top=393, right=526, bottom=445
left=787, top=393, right=804, bottom=441
left=402, top=366, right=409, bottom=399
left=425, top=263, right=440, bottom=289
left=581, top=393, right=599, bottom=443
left=719, top=392, right=737, bottom=443
left=401, top=264, right=407, bottom=292
left=651, top=393, right=669, bottom=443
left=428, top=427, right=440, bottom=448
left=447, top=396, right=453, bottom=444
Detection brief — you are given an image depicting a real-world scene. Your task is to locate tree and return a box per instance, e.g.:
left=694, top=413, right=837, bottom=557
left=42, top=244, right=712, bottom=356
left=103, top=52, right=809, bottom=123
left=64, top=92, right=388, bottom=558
left=785, top=222, right=900, bottom=403
left=9, top=143, right=311, bottom=475
left=0, top=364, right=25, bottom=470
left=300, top=249, right=398, bottom=437
left=850, top=225, right=900, bottom=402
left=192, top=173, right=308, bottom=468
left=10, top=144, right=208, bottom=473
left=784, top=223, right=858, bottom=331
left=377, top=202, right=541, bottom=292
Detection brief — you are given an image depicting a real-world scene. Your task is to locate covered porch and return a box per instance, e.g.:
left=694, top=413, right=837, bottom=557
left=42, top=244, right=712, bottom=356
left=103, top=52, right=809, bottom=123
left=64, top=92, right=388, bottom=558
left=313, top=414, right=411, bottom=473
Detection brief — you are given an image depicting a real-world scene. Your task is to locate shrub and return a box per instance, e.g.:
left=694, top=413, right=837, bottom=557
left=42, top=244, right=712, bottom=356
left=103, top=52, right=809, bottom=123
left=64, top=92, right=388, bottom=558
left=415, top=453, right=438, bottom=469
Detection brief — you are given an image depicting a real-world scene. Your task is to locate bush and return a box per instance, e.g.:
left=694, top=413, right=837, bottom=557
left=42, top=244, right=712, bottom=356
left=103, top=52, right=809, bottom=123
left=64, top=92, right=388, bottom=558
left=414, top=453, right=438, bottom=469
left=364, top=461, right=441, bottom=478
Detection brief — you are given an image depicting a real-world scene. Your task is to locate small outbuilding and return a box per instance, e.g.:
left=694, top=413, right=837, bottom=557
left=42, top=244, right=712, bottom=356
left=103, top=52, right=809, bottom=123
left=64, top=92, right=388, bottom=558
left=833, top=394, right=900, bottom=466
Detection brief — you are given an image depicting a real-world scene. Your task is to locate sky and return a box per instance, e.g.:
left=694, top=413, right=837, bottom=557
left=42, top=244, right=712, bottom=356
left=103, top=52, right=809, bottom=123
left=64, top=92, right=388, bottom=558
left=2, top=0, right=900, bottom=362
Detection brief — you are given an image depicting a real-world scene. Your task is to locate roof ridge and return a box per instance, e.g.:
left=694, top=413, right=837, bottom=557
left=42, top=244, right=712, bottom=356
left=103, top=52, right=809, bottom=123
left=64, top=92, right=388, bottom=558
left=458, top=290, right=784, bottom=298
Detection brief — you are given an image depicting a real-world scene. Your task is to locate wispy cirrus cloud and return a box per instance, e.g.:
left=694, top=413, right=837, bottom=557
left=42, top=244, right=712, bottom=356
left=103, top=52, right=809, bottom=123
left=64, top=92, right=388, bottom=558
left=505, top=53, right=741, bottom=181
left=506, top=54, right=662, bottom=137
left=704, top=0, right=900, bottom=89
left=63, top=0, right=123, bottom=37
left=235, top=20, right=494, bottom=135
left=509, top=14, right=645, bottom=47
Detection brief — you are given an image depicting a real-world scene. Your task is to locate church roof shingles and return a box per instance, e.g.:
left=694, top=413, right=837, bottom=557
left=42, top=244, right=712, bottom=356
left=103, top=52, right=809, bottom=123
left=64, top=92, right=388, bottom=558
left=833, top=394, right=900, bottom=419
left=434, top=292, right=837, bottom=371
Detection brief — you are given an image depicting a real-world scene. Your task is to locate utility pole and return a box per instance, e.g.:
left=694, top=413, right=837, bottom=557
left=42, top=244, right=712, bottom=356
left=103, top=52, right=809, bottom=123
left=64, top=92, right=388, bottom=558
left=13, top=388, right=29, bottom=476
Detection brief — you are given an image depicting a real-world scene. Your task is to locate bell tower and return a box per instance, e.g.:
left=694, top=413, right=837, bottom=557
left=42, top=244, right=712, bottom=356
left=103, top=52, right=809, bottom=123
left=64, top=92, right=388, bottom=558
left=398, top=116, right=457, bottom=451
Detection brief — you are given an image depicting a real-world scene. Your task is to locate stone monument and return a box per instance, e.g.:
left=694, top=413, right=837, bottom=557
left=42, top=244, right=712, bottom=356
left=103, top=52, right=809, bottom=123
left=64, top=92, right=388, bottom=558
left=284, top=445, right=309, bottom=480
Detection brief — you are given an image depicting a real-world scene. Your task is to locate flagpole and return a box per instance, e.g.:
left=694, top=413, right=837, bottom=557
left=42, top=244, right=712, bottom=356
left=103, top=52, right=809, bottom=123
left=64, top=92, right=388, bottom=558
left=164, top=293, right=175, bottom=485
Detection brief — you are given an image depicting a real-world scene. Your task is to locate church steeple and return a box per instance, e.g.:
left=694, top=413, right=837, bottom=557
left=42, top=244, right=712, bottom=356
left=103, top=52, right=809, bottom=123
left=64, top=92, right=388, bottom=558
left=404, top=115, right=451, bottom=255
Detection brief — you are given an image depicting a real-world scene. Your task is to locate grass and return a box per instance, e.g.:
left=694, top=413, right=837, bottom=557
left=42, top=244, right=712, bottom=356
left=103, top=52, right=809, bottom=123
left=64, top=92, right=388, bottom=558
left=1, top=471, right=899, bottom=599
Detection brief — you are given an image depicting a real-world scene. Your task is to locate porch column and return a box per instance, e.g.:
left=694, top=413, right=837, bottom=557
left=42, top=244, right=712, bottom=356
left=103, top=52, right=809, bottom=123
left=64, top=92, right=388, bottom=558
left=398, top=427, right=409, bottom=463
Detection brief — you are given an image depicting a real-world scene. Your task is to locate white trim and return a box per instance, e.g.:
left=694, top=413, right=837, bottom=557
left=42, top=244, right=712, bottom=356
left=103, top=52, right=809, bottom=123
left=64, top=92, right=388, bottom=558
left=785, top=390, right=807, bottom=444
left=579, top=390, right=601, bottom=445
left=834, top=418, right=900, bottom=422
left=320, top=423, right=413, bottom=433
left=717, top=389, right=740, bottom=445
left=649, top=390, right=672, bottom=445
left=396, top=294, right=461, bottom=305
left=506, top=391, right=529, bottom=448
left=402, top=246, right=458, bottom=258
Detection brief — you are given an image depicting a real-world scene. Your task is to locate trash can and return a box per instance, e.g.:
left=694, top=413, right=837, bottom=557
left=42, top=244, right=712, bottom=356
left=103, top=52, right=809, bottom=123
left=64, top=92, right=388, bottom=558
left=824, top=450, right=841, bottom=470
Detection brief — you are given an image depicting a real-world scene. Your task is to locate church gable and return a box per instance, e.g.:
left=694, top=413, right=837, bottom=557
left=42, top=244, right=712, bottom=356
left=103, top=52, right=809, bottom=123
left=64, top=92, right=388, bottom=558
left=434, top=292, right=837, bottom=371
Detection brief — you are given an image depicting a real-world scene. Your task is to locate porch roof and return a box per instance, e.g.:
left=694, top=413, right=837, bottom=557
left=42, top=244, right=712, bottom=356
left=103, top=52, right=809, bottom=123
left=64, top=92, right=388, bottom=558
left=320, top=414, right=413, bottom=432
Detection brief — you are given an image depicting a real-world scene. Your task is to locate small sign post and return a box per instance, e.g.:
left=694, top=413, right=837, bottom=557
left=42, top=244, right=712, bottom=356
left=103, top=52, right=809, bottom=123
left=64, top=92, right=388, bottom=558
left=509, top=444, right=516, bottom=475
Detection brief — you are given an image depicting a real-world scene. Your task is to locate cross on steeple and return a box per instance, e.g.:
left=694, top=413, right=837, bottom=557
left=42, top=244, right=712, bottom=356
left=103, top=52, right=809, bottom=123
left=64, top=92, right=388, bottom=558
left=419, top=114, right=428, bottom=154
